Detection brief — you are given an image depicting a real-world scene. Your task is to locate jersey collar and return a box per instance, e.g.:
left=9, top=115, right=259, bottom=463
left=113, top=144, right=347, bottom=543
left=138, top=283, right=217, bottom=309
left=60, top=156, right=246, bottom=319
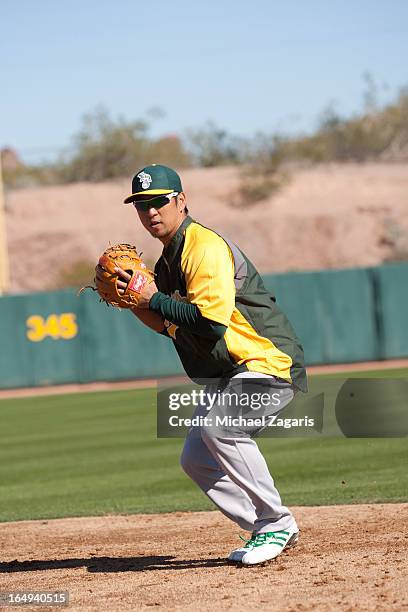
left=162, top=215, right=194, bottom=264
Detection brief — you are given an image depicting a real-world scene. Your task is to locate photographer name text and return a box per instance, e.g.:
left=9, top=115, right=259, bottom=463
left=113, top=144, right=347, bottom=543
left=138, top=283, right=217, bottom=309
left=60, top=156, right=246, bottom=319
left=168, top=414, right=315, bottom=429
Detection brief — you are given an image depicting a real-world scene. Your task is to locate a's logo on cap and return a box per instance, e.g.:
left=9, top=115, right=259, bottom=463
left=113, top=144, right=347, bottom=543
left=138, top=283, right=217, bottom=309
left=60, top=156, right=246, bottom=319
left=137, top=171, right=152, bottom=190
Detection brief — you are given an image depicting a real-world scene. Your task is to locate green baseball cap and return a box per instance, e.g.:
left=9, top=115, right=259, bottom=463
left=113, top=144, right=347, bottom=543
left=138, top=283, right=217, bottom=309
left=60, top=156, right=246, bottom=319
left=124, top=164, right=183, bottom=204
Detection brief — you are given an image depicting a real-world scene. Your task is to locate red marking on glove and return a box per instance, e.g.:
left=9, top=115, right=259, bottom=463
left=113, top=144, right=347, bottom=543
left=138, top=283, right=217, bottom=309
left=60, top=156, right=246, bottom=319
left=128, top=272, right=149, bottom=294
left=99, top=255, right=110, bottom=268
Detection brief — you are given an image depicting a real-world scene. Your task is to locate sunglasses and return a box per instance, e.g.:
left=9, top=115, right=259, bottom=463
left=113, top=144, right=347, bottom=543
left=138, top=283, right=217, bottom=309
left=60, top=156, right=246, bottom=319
left=133, top=192, right=178, bottom=212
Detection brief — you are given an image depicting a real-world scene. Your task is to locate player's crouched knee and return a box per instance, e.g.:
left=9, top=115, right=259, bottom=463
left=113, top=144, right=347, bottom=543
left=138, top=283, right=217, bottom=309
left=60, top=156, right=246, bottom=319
left=200, top=423, right=227, bottom=452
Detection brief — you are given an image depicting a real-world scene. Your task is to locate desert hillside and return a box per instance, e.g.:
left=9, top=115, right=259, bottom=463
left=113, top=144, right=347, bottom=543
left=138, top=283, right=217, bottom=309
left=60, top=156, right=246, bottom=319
left=4, top=163, right=408, bottom=293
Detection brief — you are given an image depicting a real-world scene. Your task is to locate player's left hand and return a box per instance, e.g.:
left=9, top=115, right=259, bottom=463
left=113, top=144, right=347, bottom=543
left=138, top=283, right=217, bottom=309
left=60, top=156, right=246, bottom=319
left=114, top=265, right=158, bottom=309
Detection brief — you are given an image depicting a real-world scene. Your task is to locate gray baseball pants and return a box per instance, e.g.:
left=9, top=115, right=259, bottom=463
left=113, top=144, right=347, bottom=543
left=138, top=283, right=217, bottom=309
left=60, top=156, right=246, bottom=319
left=180, top=373, right=297, bottom=534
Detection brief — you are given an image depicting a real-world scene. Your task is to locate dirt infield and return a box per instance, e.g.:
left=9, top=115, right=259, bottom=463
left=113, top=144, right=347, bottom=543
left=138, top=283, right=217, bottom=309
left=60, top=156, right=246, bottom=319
left=1, top=504, right=407, bottom=611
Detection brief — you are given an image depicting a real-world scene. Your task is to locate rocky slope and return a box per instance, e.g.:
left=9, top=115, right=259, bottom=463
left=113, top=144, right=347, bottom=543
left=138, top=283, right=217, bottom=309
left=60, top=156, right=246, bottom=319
left=4, top=163, right=408, bottom=293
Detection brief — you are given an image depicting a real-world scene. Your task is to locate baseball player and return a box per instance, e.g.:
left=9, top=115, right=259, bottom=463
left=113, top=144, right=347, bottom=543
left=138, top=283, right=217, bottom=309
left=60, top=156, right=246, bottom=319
left=117, top=164, right=307, bottom=565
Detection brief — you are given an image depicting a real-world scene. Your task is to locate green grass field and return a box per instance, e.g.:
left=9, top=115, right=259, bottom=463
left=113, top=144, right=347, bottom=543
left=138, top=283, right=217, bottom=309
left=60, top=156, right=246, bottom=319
left=0, top=368, right=407, bottom=522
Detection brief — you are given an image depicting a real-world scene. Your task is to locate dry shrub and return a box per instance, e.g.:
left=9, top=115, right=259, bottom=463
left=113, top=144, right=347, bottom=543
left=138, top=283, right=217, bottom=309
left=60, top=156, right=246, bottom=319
left=232, top=165, right=288, bottom=208
left=51, top=259, right=96, bottom=290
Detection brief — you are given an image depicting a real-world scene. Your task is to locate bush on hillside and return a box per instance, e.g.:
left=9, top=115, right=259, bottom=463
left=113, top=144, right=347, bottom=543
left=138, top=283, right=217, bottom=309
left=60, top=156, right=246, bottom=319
left=57, top=107, right=191, bottom=183
left=185, top=121, right=245, bottom=167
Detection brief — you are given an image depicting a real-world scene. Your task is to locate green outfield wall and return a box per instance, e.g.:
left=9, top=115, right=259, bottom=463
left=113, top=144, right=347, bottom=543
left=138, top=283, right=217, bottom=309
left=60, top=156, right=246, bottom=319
left=0, top=262, right=407, bottom=389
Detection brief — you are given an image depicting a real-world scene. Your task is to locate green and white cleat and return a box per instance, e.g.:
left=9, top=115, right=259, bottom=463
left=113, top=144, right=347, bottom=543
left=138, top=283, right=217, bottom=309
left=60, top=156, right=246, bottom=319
left=228, top=532, right=257, bottom=563
left=241, top=526, right=299, bottom=565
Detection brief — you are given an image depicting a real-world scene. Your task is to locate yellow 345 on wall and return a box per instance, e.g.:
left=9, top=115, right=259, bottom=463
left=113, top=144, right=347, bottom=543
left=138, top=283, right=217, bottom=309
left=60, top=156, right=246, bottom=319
left=26, top=313, right=78, bottom=342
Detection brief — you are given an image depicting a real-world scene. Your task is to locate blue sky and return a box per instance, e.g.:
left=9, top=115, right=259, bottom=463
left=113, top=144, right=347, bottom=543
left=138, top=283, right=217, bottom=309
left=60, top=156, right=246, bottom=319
left=1, top=0, right=408, bottom=162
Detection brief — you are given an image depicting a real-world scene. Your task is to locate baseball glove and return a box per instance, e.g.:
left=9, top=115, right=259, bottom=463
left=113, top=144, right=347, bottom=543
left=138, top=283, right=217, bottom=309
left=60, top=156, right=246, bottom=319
left=90, top=243, right=155, bottom=308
